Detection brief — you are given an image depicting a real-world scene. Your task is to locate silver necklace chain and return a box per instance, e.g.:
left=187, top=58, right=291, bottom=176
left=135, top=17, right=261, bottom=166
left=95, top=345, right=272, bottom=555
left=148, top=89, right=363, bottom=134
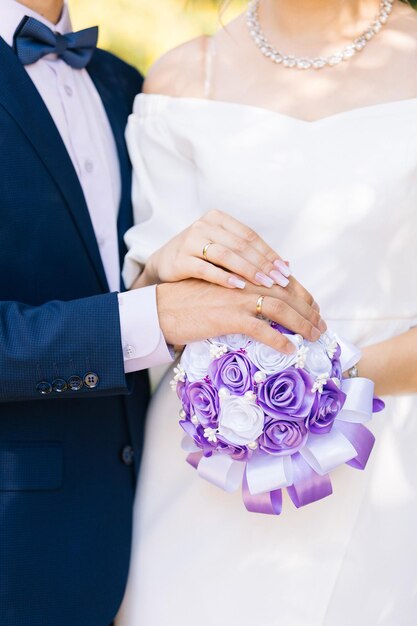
left=246, top=0, right=395, bottom=70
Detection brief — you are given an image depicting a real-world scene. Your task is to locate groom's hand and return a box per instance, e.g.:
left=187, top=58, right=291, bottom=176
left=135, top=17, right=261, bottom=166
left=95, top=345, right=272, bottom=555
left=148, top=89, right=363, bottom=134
left=156, top=279, right=326, bottom=353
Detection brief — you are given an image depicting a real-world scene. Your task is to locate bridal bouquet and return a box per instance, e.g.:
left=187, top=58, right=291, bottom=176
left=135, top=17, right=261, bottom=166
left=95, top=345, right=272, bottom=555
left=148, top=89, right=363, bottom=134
left=172, top=326, right=384, bottom=515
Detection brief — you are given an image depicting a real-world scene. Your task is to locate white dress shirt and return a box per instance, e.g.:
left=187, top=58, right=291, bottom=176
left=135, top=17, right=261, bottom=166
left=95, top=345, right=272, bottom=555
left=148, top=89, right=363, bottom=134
left=2, top=0, right=172, bottom=372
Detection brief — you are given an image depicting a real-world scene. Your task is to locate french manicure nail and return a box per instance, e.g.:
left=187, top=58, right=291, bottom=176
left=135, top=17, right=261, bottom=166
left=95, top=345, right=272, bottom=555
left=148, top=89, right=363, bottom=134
left=269, top=270, right=290, bottom=288
left=311, top=328, right=321, bottom=341
left=228, top=276, right=246, bottom=289
left=255, top=272, right=274, bottom=288
left=274, top=260, right=291, bottom=278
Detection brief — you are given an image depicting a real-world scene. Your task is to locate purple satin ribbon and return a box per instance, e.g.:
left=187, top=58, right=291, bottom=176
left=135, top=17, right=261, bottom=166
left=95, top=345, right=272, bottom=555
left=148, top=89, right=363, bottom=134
left=336, top=421, right=375, bottom=470
left=287, top=452, right=333, bottom=508
left=242, top=471, right=283, bottom=515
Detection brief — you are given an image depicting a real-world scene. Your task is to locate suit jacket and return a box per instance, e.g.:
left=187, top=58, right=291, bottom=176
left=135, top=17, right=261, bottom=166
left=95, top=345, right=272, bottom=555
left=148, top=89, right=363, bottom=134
left=0, top=36, right=146, bottom=626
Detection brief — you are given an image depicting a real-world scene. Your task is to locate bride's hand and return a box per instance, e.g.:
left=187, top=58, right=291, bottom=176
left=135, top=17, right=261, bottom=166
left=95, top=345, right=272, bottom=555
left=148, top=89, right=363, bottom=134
left=136, top=209, right=293, bottom=291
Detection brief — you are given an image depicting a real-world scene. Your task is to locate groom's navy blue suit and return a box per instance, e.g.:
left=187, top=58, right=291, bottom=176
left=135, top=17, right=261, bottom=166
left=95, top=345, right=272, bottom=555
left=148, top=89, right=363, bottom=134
left=0, top=35, right=146, bottom=626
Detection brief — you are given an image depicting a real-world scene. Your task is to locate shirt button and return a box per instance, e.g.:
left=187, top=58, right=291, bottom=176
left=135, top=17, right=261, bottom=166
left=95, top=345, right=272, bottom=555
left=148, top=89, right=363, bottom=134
left=68, top=375, right=83, bottom=391
left=85, top=160, right=94, bottom=174
left=84, top=372, right=100, bottom=389
left=64, top=84, right=73, bottom=97
left=52, top=378, right=68, bottom=393
left=36, top=381, right=52, bottom=395
left=121, top=446, right=134, bottom=466
left=124, top=345, right=136, bottom=358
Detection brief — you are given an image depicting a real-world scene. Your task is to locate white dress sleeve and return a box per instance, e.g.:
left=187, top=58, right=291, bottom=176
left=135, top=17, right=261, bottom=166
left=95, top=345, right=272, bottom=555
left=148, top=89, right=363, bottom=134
left=123, top=94, right=202, bottom=288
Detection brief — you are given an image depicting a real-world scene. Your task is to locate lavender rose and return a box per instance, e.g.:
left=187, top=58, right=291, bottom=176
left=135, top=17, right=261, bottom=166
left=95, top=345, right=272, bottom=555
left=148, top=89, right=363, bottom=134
left=308, top=380, right=346, bottom=434
left=180, top=420, right=216, bottom=456
left=259, top=418, right=308, bottom=456
left=257, top=368, right=316, bottom=422
left=177, top=380, right=191, bottom=417
left=209, top=351, right=255, bottom=396
left=187, top=380, right=219, bottom=427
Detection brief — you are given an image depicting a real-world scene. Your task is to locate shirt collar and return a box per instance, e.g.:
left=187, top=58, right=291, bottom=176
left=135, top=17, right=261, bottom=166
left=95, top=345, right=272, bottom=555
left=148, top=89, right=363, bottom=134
left=0, top=1, right=72, bottom=47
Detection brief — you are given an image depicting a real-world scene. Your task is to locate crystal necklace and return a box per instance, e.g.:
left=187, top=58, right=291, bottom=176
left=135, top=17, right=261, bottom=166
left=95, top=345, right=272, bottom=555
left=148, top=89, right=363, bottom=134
left=246, top=0, right=395, bottom=70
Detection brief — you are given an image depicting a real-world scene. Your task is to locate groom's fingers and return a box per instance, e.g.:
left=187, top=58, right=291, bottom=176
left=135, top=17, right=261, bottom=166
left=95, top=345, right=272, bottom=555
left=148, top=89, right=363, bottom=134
left=239, top=314, right=296, bottom=354
left=243, top=283, right=326, bottom=333
left=259, top=296, right=322, bottom=342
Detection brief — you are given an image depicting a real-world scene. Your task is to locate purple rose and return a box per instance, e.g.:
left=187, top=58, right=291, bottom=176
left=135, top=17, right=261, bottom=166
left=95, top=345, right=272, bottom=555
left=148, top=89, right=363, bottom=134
left=180, top=420, right=215, bottom=456
left=331, top=357, right=343, bottom=380
left=259, top=418, right=308, bottom=456
left=177, top=380, right=191, bottom=417
left=209, top=351, right=255, bottom=396
left=187, top=380, right=219, bottom=427
left=216, top=438, right=251, bottom=461
left=257, top=368, right=316, bottom=422
left=308, top=380, right=346, bottom=434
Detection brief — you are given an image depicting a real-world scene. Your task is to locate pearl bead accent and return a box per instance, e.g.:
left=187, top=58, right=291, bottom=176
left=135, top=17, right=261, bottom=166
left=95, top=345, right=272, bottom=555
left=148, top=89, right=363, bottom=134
left=254, top=371, right=267, bottom=384
left=246, top=0, right=395, bottom=71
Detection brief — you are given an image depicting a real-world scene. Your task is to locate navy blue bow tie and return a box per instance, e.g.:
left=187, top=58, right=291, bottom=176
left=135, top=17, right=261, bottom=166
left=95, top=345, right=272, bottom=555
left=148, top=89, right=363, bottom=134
left=13, top=16, right=98, bottom=69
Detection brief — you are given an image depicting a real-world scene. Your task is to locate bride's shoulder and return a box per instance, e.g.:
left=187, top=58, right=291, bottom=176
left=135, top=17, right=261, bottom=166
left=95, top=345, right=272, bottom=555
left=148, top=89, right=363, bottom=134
left=143, top=35, right=210, bottom=98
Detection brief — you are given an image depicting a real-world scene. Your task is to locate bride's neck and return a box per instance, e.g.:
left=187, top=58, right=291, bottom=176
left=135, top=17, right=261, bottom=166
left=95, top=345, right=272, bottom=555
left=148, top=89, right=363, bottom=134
left=262, top=0, right=382, bottom=41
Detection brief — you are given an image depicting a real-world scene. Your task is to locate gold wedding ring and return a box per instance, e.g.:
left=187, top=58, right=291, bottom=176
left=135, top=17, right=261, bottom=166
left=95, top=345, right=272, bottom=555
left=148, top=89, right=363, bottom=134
left=202, top=241, right=214, bottom=261
left=256, top=295, right=265, bottom=317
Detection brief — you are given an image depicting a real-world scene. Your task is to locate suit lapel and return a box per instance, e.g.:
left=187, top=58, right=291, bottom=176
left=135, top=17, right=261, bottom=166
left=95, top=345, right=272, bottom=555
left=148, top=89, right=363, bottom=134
left=87, top=55, right=134, bottom=276
left=0, top=37, right=109, bottom=292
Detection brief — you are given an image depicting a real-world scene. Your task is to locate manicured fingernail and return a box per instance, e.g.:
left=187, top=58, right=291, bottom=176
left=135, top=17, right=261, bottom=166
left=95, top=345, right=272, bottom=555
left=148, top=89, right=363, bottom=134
left=311, top=328, right=321, bottom=341
left=228, top=276, right=246, bottom=289
left=318, top=318, right=327, bottom=332
left=274, top=260, right=291, bottom=277
left=269, top=270, right=290, bottom=288
left=255, top=272, right=274, bottom=288
left=312, top=300, right=320, bottom=312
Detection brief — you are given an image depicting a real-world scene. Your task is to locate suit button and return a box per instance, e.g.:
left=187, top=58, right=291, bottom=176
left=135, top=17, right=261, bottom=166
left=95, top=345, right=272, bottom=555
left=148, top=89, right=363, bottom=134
left=121, top=446, right=134, bottom=466
left=52, top=378, right=67, bottom=393
left=84, top=372, right=99, bottom=389
left=68, top=375, right=83, bottom=391
left=36, top=381, right=52, bottom=395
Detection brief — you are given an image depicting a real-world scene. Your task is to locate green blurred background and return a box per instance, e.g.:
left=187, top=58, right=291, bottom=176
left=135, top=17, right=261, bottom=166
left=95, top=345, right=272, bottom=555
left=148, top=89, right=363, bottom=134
left=70, top=0, right=244, bottom=75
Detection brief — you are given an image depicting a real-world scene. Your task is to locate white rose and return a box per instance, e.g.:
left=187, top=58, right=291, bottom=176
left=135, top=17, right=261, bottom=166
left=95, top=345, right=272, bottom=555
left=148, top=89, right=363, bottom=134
left=247, top=334, right=299, bottom=374
left=303, top=342, right=333, bottom=378
left=211, top=333, right=253, bottom=351
left=218, top=395, right=265, bottom=446
left=180, top=341, right=212, bottom=382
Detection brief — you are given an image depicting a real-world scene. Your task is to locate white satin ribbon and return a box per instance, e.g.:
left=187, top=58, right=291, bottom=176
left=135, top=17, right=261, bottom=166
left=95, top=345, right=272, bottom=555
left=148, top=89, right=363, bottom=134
left=246, top=454, right=293, bottom=496
left=300, top=427, right=357, bottom=476
left=336, top=333, right=362, bottom=372
left=197, top=454, right=245, bottom=493
left=337, top=377, right=375, bottom=423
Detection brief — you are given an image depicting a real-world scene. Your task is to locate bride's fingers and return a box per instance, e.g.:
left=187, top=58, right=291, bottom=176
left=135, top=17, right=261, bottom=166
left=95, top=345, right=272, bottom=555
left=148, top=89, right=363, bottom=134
left=199, top=226, right=290, bottom=287
left=189, top=258, right=247, bottom=289
left=202, top=209, right=288, bottom=270
left=197, top=241, right=280, bottom=289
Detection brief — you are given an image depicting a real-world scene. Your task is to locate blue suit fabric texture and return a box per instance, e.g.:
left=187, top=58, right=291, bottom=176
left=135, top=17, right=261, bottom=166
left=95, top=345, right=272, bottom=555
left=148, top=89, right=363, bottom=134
left=0, top=35, right=147, bottom=626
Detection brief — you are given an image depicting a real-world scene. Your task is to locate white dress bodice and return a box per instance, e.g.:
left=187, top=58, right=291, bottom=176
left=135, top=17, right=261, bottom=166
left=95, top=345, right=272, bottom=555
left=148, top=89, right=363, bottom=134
left=116, top=94, right=417, bottom=626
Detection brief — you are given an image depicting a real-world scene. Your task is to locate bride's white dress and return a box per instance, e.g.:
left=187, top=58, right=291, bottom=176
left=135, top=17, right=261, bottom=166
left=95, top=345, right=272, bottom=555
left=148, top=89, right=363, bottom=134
left=116, top=94, right=417, bottom=626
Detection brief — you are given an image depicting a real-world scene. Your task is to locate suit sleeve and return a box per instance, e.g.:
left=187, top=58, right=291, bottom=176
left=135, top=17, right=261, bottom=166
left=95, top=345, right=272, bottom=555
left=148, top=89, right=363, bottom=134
left=0, top=292, right=129, bottom=402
